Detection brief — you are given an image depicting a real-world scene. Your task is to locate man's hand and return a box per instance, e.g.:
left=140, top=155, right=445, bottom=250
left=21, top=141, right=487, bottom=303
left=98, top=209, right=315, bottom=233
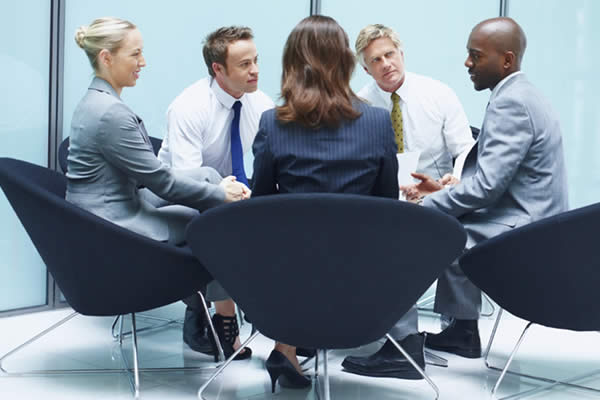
left=220, top=176, right=248, bottom=202
left=438, top=173, right=460, bottom=186
left=399, top=172, right=444, bottom=201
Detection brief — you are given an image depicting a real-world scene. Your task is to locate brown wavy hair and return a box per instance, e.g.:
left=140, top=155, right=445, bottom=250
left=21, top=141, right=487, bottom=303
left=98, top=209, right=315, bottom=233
left=276, top=15, right=361, bottom=128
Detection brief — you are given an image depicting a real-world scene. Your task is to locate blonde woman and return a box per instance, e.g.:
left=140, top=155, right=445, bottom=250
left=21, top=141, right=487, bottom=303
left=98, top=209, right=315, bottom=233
left=67, top=17, right=252, bottom=360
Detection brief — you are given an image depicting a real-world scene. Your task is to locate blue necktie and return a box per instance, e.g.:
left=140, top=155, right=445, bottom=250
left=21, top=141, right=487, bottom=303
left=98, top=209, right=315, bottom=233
left=230, top=101, right=248, bottom=186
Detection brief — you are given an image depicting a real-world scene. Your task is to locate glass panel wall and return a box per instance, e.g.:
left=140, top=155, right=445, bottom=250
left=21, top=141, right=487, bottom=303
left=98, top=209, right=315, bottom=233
left=63, top=0, right=311, bottom=176
left=321, top=0, right=499, bottom=129
left=0, top=1, right=51, bottom=311
left=508, top=0, right=600, bottom=208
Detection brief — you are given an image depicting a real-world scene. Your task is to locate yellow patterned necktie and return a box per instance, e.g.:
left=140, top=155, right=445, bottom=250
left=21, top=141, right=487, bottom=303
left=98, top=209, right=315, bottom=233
left=390, top=92, right=404, bottom=153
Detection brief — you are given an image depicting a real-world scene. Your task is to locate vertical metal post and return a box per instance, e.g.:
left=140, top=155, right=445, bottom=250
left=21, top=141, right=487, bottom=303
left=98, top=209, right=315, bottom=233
left=49, top=0, right=66, bottom=309
left=310, top=0, right=321, bottom=16
left=48, top=0, right=65, bottom=171
left=499, top=0, right=509, bottom=17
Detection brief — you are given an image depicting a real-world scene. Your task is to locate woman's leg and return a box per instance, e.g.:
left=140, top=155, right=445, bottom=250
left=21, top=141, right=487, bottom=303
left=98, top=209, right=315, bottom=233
left=274, top=342, right=302, bottom=373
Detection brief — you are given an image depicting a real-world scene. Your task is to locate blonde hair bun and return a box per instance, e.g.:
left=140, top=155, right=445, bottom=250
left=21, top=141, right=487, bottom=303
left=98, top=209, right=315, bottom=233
left=74, top=25, right=88, bottom=48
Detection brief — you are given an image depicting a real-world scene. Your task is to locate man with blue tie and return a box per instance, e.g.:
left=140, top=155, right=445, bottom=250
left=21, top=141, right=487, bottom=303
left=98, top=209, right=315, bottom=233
left=158, top=26, right=274, bottom=359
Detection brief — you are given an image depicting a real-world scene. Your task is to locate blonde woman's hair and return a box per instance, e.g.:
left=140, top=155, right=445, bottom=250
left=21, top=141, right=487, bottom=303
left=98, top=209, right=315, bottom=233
left=355, top=24, right=403, bottom=68
left=75, top=17, right=136, bottom=71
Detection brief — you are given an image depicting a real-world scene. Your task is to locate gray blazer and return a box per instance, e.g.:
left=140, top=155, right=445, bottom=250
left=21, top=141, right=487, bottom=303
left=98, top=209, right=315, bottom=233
left=66, top=77, right=225, bottom=241
left=424, top=73, right=568, bottom=247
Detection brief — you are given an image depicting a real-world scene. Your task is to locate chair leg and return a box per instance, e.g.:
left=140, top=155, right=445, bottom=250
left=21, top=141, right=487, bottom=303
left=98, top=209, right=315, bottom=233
left=386, top=334, right=439, bottom=400
left=196, top=290, right=225, bottom=362
left=485, top=316, right=600, bottom=398
left=484, top=308, right=504, bottom=366
left=316, top=349, right=330, bottom=400
left=197, top=330, right=260, bottom=400
left=130, top=314, right=141, bottom=398
left=314, top=346, right=319, bottom=377
left=112, top=313, right=183, bottom=341
left=480, top=293, right=496, bottom=318
left=0, top=311, right=79, bottom=375
left=492, top=321, right=533, bottom=396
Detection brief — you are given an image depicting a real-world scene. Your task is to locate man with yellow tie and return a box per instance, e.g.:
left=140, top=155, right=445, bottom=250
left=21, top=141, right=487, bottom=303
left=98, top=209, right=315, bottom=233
left=341, top=24, right=474, bottom=380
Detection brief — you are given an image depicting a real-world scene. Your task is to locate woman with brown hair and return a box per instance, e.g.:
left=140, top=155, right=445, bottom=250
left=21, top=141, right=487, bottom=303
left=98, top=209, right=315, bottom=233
left=252, top=15, right=399, bottom=392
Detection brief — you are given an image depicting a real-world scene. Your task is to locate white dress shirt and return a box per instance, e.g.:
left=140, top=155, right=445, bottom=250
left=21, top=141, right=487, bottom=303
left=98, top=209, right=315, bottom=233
left=158, top=77, right=274, bottom=177
left=358, top=71, right=474, bottom=179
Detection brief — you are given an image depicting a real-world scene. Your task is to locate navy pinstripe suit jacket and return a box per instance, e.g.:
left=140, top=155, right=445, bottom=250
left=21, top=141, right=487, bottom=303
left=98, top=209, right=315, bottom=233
left=251, top=101, right=399, bottom=198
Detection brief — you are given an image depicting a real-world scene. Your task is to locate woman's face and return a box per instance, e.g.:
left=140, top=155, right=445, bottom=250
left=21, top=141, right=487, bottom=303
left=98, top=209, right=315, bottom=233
left=105, top=28, right=146, bottom=93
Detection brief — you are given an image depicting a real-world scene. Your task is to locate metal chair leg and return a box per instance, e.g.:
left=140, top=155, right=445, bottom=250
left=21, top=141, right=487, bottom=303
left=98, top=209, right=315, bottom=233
left=485, top=312, right=600, bottom=398
left=481, top=293, right=496, bottom=318
left=387, top=334, right=439, bottom=400
left=484, top=308, right=504, bottom=365
left=197, top=290, right=225, bottom=362
left=129, top=314, right=141, bottom=398
left=112, top=313, right=183, bottom=340
left=197, top=330, right=260, bottom=400
left=0, top=311, right=79, bottom=375
left=321, top=349, right=331, bottom=400
left=492, top=322, right=533, bottom=397
left=1, top=308, right=220, bottom=380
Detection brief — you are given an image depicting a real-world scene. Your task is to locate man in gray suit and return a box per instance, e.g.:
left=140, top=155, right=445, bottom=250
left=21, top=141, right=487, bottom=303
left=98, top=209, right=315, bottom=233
left=402, top=17, right=569, bottom=358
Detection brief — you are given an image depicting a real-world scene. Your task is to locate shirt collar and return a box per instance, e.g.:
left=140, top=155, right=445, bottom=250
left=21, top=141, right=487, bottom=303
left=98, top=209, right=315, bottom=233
left=375, top=71, right=411, bottom=105
left=210, top=77, right=245, bottom=110
left=490, top=71, right=524, bottom=101
left=89, top=76, right=120, bottom=99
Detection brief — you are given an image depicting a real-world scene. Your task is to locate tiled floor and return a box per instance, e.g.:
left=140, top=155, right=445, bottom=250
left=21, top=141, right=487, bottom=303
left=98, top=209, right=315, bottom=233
left=1, top=300, right=599, bottom=399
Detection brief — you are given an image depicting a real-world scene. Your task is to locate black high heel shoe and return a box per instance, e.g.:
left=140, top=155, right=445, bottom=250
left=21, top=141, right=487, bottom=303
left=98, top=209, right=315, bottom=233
left=265, top=350, right=311, bottom=393
left=209, top=314, right=252, bottom=362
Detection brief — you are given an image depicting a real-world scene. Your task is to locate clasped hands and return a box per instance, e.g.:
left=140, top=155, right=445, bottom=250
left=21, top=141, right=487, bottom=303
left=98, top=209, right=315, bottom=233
left=220, top=176, right=252, bottom=202
left=399, top=173, right=459, bottom=203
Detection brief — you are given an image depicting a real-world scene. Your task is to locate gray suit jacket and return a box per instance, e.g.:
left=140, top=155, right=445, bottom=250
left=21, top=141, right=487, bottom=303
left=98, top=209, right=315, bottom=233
left=424, top=73, right=568, bottom=247
left=66, top=77, right=225, bottom=241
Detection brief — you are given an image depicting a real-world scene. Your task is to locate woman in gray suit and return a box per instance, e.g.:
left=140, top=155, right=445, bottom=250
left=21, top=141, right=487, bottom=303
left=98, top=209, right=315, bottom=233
left=251, top=15, right=399, bottom=391
left=67, top=17, right=252, bottom=360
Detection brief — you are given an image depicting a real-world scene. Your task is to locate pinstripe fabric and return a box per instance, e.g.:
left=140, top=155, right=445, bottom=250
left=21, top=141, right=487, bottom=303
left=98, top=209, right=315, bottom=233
left=252, top=101, right=399, bottom=198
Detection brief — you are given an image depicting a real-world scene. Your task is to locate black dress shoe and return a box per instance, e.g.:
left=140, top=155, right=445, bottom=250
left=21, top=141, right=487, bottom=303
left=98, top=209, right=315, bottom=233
left=265, top=350, right=311, bottom=392
left=425, top=318, right=481, bottom=358
left=341, top=334, right=425, bottom=380
left=182, top=307, right=214, bottom=354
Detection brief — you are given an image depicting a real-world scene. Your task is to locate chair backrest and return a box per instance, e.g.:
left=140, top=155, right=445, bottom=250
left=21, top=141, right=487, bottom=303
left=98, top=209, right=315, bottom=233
left=58, top=136, right=163, bottom=174
left=459, top=202, right=600, bottom=331
left=186, top=193, right=466, bottom=349
left=0, top=157, right=212, bottom=316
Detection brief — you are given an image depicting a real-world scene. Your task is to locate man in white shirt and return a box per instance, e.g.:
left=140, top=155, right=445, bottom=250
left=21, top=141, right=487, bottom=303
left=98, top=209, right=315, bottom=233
left=158, top=26, right=274, bottom=360
left=341, top=24, right=474, bottom=380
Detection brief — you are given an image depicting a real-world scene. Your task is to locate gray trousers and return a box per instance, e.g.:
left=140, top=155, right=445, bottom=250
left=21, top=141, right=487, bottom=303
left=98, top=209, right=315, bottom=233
left=433, top=260, right=481, bottom=320
left=388, top=304, right=419, bottom=341
left=431, top=218, right=501, bottom=321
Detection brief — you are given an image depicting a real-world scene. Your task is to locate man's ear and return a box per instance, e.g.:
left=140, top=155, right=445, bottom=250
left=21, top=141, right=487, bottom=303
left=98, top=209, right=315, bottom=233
left=503, top=51, right=516, bottom=69
left=212, top=62, right=225, bottom=77
left=363, top=66, right=372, bottom=76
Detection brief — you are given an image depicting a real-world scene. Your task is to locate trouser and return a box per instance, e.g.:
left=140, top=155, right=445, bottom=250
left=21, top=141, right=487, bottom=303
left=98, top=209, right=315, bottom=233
left=388, top=304, right=419, bottom=341
left=433, top=260, right=481, bottom=320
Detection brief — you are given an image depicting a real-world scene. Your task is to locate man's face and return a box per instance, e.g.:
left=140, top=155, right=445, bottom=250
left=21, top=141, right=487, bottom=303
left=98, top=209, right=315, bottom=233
left=362, top=37, right=405, bottom=93
left=464, top=29, right=506, bottom=91
left=213, top=39, right=259, bottom=98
